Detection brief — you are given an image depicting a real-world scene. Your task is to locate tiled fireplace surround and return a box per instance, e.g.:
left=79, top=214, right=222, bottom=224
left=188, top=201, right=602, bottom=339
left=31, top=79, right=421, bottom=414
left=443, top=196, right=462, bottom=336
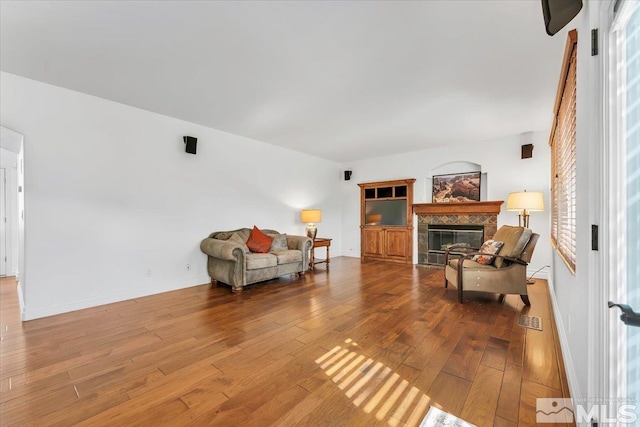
left=413, top=201, right=503, bottom=266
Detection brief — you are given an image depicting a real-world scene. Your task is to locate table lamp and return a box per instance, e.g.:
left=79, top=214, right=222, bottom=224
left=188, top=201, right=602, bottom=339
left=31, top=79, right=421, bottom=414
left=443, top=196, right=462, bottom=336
left=301, top=209, right=322, bottom=240
left=506, top=190, right=544, bottom=228
left=366, top=214, right=382, bottom=225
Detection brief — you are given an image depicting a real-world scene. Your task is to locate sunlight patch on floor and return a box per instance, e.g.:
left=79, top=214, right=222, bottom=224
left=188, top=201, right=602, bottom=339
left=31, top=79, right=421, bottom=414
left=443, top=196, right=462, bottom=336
left=316, top=338, right=434, bottom=426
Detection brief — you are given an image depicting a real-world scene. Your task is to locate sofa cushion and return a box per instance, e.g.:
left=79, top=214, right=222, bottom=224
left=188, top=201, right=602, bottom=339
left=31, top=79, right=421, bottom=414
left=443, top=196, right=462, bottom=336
left=472, top=240, right=504, bottom=265
left=508, top=228, right=533, bottom=259
left=268, top=234, right=288, bottom=251
left=212, top=228, right=250, bottom=241
left=492, top=226, right=531, bottom=268
left=247, top=226, right=274, bottom=253
left=270, top=250, right=302, bottom=264
left=246, top=253, right=278, bottom=270
left=228, top=232, right=250, bottom=253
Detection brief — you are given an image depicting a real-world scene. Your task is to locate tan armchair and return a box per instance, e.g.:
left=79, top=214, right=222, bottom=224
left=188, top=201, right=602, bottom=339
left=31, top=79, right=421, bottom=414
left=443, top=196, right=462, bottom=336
left=444, top=225, right=539, bottom=305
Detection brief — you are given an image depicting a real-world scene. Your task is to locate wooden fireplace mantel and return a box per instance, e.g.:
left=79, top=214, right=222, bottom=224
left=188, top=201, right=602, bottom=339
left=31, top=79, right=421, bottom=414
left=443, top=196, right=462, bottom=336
left=412, top=201, right=504, bottom=215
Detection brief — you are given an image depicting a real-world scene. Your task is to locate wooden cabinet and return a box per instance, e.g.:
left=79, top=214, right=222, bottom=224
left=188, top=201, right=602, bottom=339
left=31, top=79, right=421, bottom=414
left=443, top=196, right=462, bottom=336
left=363, top=227, right=384, bottom=257
left=358, top=178, right=415, bottom=264
left=385, top=228, right=410, bottom=260
left=363, top=227, right=410, bottom=261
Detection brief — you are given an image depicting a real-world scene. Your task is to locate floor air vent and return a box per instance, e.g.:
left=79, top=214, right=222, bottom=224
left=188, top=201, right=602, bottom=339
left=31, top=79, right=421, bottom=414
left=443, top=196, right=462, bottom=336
left=519, top=314, right=542, bottom=331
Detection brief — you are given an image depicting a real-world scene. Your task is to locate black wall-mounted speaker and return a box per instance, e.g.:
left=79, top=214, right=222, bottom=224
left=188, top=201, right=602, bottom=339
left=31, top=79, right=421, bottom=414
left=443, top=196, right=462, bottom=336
left=541, top=0, right=582, bottom=36
left=344, top=170, right=352, bottom=181
left=521, top=144, right=534, bottom=159
left=183, top=136, right=197, bottom=154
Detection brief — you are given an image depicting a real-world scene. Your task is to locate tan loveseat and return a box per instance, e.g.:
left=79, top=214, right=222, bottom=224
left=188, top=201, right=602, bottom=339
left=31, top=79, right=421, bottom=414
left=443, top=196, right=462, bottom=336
left=200, top=228, right=312, bottom=293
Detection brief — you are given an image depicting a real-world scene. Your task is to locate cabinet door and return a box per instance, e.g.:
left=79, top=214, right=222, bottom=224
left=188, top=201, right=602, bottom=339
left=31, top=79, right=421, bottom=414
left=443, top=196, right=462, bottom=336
left=363, top=228, right=384, bottom=257
left=385, top=229, right=409, bottom=260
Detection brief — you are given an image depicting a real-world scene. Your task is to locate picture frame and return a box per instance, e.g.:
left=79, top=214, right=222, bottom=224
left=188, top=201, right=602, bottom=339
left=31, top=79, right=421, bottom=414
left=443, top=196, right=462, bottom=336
left=432, top=171, right=481, bottom=203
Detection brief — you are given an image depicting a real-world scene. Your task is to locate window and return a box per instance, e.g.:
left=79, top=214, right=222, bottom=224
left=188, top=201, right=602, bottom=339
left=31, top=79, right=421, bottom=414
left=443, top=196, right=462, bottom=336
left=609, top=0, right=640, bottom=406
left=550, top=29, right=578, bottom=273
left=624, top=2, right=640, bottom=404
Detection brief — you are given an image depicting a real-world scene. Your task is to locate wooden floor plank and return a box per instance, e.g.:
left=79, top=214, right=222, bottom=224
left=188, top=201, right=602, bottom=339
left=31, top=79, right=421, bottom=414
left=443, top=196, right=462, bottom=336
left=519, top=379, right=568, bottom=427
left=460, top=365, right=504, bottom=427
left=523, top=326, right=562, bottom=390
left=0, top=259, right=570, bottom=426
left=495, top=363, right=524, bottom=423
left=506, top=327, right=526, bottom=367
left=274, top=378, right=347, bottom=427
left=494, top=415, right=518, bottom=427
left=0, top=384, right=79, bottom=425
left=15, top=388, right=131, bottom=427
left=426, top=372, right=472, bottom=416
left=481, top=336, right=510, bottom=372
left=402, top=332, right=443, bottom=371
left=441, top=327, right=490, bottom=381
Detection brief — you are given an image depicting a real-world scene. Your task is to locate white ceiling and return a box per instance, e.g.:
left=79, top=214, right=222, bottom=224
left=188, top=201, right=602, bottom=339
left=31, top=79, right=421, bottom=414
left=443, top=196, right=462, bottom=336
left=0, top=1, right=569, bottom=163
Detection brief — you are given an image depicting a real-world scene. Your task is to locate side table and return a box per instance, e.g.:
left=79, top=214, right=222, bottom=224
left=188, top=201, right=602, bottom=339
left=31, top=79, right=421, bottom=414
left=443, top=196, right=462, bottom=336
left=310, top=238, right=332, bottom=270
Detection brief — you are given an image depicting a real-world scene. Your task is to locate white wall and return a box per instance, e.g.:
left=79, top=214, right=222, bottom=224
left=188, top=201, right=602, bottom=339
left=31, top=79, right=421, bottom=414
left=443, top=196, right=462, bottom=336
left=0, top=148, right=19, bottom=276
left=546, top=0, right=605, bottom=404
left=341, top=131, right=552, bottom=277
left=1, top=72, right=343, bottom=320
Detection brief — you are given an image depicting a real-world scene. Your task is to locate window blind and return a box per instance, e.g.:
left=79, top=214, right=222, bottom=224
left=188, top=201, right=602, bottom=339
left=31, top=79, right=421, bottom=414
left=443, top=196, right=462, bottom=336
left=550, top=30, right=577, bottom=273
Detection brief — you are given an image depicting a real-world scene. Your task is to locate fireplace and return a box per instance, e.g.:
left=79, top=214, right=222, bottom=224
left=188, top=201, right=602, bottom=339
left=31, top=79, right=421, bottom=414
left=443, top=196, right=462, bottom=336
left=427, top=225, right=484, bottom=265
left=413, top=201, right=503, bottom=267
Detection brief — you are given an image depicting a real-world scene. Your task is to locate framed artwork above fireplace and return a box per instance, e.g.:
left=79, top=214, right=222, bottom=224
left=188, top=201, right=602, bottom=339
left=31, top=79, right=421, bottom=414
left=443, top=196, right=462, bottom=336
left=432, top=171, right=481, bottom=203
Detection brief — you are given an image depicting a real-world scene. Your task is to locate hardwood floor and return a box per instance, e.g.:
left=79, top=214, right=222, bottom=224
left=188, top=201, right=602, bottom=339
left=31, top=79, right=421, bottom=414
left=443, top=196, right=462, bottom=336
left=0, top=258, right=571, bottom=426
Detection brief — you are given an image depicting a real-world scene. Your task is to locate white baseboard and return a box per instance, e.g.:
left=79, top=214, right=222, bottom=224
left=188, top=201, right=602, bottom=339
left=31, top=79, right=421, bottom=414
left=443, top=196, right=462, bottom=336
left=526, top=265, right=550, bottom=280
left=22, top=276, right=211, bottom=321
left=547, top=276, right=582, bottom=406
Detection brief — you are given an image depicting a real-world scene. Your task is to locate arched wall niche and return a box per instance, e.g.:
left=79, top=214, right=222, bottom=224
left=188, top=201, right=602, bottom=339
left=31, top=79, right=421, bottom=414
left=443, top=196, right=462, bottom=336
left=429, top=161, right=487, bottom=202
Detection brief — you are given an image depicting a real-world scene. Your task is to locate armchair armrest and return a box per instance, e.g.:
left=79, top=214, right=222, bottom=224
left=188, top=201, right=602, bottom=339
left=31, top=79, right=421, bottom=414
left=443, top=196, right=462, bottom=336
left=456, top=252, right=528, bottom=274
left=493, top=254, right=528, bottom=266
left=453, top=252, right=526, bottom=294
left=444, top=244, right=480, bottom=265
left=200, top=238, right=245, bottom=261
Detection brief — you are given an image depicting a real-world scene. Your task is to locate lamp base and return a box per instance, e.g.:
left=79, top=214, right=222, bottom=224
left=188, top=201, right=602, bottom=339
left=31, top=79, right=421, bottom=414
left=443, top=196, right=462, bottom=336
left=306, top=226, right=317, bottom=240
left=518, top=213, right=530, bottom=228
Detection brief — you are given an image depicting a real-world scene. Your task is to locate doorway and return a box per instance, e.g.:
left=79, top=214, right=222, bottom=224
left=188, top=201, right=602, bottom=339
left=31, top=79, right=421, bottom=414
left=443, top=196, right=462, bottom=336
left=0, top=168, right=6, bottom=276
left=0, top=126, right=25, bottom=317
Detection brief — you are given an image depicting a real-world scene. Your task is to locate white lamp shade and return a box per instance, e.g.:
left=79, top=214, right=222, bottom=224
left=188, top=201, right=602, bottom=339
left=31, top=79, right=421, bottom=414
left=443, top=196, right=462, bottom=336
left=366, top=214, right=382, bottom=224
left=506, top=192, right=544, bottom=211
left=301, top=209, right=322, bottom=224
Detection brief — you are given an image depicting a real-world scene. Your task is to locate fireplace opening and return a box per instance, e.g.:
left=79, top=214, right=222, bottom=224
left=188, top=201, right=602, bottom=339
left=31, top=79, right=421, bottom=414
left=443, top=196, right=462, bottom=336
left=426, top=224, right=484, bottom=265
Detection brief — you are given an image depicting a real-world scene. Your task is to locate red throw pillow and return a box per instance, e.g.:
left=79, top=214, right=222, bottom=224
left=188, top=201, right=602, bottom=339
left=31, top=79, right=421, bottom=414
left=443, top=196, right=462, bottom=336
left=246, top=226, right=274, bottom=253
